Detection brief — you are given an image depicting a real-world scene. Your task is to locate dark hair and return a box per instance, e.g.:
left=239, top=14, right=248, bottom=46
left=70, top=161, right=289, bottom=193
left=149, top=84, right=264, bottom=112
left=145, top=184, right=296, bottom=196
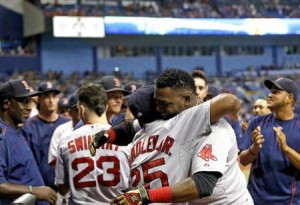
left=191, top=69, right=207, bottom=85
left=156, top=68, right=196, bottom=94
left=76, top=83, right=107, bottom=117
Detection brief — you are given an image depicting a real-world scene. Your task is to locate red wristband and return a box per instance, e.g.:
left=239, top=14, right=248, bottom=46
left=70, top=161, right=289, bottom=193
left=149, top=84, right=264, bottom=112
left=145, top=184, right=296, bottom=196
left=148, top=187, right=173, bottom=203
left=107, top=128, right=116, bottom=143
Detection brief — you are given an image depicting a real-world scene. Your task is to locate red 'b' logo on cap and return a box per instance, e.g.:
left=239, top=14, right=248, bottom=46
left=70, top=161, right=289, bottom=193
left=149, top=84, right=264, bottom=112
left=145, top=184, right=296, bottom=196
left=46, top=82, right=53, bottom=88
left=130, top=85, right=137, bottom=92
left=21, top=80, right=30, bottom=91
left=114, top=78, right=121, bottom=87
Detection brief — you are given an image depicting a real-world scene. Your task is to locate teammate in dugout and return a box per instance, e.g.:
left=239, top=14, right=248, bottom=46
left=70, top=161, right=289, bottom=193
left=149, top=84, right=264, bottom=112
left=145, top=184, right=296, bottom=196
left=20, top=82, right=69, bottom=190
left=239, top=77, right=300, bottom=204
left=91, top=68, right=253, bottom=204
left=0, top=79, right=57, bottom=204
left=55, top=83, right=131, bottom=204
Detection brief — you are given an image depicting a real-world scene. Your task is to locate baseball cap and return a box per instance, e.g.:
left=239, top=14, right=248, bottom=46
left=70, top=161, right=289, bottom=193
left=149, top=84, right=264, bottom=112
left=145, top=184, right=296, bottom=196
left=128, top=85, right=161, bottom=124
left=264, top=77, right=299, bottom=100
left=124, top=81, right=143, bottom=98
left=68, top=94, right=77, bottom=109
left=37, top=82, right=60, bottom=94
left=98, top=76, right=130, bottom=95
left=0, top=79, right=40, bottom=102
left=58, top=98, right=69, bottom=108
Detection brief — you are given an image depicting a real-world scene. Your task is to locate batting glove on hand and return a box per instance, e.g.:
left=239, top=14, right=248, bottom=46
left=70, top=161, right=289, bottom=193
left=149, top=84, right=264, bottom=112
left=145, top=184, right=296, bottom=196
left=89, top=130, right=109, bottom=156
left=110, top=186, right=150, bottom=205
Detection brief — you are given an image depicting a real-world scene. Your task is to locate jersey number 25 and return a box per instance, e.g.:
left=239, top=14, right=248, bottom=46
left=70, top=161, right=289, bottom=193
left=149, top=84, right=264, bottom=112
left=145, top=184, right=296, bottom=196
left=131, top=157, right=169, bottom=188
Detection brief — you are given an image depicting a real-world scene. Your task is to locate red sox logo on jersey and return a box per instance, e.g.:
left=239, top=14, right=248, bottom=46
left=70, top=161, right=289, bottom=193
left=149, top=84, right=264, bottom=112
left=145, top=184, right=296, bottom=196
left=198, top=144, right=217, bottom=161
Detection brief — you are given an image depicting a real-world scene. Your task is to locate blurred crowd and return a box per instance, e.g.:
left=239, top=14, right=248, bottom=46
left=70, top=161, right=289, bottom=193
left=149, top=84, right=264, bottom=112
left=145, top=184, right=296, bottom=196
left=2, top=64, right=300, bottom=123
left=40, top=0, right=300, bottom=18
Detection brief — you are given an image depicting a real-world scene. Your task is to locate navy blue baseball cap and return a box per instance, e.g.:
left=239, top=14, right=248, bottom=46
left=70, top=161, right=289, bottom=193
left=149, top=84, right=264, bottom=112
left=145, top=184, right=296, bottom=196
left=0, top=79, right=40, bottom=102
left=68, top=94, right=77, bottom=109
left=124, top=81, right=143, bottom=98
left=38, top=82, right=60, bottom=94
left=264, top=77, right=299, bottom=100
left=58, top=97, right=69, bottom=108
left=128, top=85, right=161, bottom=124
left=98, top=76, right=130, bottom=95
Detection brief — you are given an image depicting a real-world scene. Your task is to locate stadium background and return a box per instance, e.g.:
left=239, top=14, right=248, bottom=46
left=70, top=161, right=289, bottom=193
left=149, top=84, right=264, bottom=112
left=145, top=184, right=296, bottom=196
left=2, top=0, right=300, bottom=121
left=1, top=0, right=300, bottom=111
left=2, top=0, right=300, bottom=202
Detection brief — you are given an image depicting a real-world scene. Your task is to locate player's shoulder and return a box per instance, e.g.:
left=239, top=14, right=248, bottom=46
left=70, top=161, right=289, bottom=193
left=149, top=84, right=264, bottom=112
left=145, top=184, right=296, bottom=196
left=54, top=121, right=73, bottom=132
left=211, top=118, right=234, bottom=134
left=57, top=115, right=70, bottom=123
left=0, top=121, right=16, bottom=139
left=72, top=123, right=110, bottom=136
left=22, top=115, right=40, bottom=127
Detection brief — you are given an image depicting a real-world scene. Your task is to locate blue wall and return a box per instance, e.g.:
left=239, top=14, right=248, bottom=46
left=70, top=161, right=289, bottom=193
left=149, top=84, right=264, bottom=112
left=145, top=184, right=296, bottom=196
left=0, top=6, right=22, bottom=39
left=98, top=57, right=156, bottom=78
left=41, top=35, right=94, bottom=74
left=4, top=35, right=296, bottom=78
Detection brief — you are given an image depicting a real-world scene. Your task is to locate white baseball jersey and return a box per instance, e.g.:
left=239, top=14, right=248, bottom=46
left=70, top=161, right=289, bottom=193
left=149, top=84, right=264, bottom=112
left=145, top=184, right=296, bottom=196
left=130, top=101, right=211, bottom=191
left=49, top=120, right=73, bottom=165
left=189, top=119, right=253, bottom=205
left=55, top=123, right=131, bottom=205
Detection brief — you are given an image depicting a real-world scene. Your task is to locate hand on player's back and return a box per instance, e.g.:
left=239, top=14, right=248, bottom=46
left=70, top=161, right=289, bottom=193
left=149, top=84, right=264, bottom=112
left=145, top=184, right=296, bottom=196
left=89, top=130, right=110, bottom=156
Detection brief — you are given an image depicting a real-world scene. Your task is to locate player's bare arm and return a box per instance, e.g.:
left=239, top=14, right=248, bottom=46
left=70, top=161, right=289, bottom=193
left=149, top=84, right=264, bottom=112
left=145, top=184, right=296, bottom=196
left=0, top=183, right=57, bottom=204
left=239, top=126, right=264, bottom=166
left=210, top=93, right=240, bottom=124
left=110, top=172, right=221, bottom=205
left=273, top=126, right=300, bottom=169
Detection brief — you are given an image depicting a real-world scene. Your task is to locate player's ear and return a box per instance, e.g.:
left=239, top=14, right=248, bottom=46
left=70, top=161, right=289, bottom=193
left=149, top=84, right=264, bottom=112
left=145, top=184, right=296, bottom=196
left=1, top=99, right=11, bottom=110
left=79, top=104, right=86, bottom=114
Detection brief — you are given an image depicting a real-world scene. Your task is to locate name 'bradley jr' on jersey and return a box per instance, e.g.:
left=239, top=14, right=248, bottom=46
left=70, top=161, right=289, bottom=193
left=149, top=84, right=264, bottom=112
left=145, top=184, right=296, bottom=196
left=130, top=135, right=175, bottom=162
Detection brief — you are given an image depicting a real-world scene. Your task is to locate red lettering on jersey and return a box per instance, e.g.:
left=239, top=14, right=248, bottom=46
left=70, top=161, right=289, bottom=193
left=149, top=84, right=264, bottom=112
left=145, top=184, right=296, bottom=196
left=75, top=136, right=84, bottom=151
left=83, top=135, right=88, bottom=150
left=141, top=139, right=147, bottom=154
left=147, top=135, right=158, bottom=152
left=160, top=136, right=174, bottom=156
left=68, top=140, right=76, bottom=154
left=137, top=140, right=143, bottom=157
left=68, top=135, right=93, bottom=154
left=131, top=146, right=136, bottom=162
left=130, top=135, right=175, bottom=162
left=156, top=140, right=163, bottom=152
left=198, top=144, right=217, bottom=161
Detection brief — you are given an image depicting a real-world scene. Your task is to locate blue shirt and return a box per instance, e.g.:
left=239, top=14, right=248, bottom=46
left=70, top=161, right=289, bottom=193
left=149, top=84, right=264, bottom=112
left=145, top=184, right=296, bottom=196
left=0, top=120, right=47, bottom=205
left=224, top=115, right=243, bottom=149
left=241, top=113, right=300, bottom=204
left=20, top=115, right=69, bottom=188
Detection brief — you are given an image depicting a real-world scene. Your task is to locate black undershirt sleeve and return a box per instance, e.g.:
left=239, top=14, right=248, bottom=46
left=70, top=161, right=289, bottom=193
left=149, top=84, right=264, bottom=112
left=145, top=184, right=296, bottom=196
left=191, top=171, right=222, bottom=198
